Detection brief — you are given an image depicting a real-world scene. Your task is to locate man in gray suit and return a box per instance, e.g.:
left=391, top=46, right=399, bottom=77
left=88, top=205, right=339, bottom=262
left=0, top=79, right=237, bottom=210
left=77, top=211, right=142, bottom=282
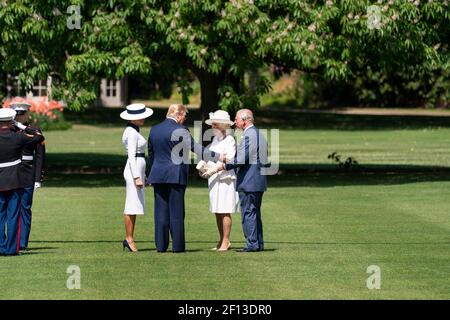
left=217, top=109, right=268, bottom=252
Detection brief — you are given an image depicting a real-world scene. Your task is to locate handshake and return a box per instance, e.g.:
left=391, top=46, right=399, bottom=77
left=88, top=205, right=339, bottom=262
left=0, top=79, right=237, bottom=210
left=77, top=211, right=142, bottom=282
left=196, top=160, right=224, bottom=179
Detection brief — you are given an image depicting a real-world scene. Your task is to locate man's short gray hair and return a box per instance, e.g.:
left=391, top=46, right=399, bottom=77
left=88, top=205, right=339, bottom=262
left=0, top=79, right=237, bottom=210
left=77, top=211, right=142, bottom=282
left=237, top=109, right=254, bottom=122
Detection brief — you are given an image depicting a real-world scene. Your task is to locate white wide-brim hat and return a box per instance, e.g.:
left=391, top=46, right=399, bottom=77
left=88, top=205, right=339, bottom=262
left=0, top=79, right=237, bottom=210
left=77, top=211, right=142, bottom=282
left=0, top=108, right=17, bottom=121
left=205, top=110, right=234, bottom=126
left=120, top=103, right=153, bottom=120
left=9, top=102, right=31, bottom=112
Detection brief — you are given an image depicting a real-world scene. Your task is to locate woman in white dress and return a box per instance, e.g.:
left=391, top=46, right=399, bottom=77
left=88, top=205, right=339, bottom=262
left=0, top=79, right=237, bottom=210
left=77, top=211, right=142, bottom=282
left=120, top=104, right=153, bottom=252
left=198, top=110, right=239, bottom=252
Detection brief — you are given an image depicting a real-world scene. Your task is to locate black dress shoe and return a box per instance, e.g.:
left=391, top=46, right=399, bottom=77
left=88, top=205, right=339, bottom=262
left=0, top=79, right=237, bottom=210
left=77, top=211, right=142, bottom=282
left=0, top=252, right=19, bottom=256
left=122, top=240, right=137, bottom=252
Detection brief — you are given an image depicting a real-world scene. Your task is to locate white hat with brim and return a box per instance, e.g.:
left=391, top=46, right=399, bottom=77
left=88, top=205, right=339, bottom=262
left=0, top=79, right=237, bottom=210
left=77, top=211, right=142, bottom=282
left=9, top=102, right=31, bottom=112
left=0, top=108, right=17, bottom=121
left=205, top=110, right=234, bottom=126
left=120, top=103, right=154, bottom=121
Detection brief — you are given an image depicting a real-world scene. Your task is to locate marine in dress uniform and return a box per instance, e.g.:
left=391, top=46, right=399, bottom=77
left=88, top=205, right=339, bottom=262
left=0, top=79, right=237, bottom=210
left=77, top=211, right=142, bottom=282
left=10, top=102, right=46, bottom=251
left=0, top=108, right=45, bottom=256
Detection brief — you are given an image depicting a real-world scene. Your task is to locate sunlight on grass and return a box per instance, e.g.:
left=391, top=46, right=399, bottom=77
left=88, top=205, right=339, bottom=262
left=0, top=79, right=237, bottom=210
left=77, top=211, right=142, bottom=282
left=1, top=123, right=450, bottom=299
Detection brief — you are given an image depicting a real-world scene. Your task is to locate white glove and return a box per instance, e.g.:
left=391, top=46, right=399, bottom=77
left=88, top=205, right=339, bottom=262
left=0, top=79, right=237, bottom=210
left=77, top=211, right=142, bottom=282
left=14, top=121, right=27, bottom=130
left=34, top=182, right=41, bottom=191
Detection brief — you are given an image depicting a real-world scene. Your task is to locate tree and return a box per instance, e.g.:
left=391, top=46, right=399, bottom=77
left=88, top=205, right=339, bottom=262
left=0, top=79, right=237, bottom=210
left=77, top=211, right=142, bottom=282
left=1, top=0, right=449, bottom=119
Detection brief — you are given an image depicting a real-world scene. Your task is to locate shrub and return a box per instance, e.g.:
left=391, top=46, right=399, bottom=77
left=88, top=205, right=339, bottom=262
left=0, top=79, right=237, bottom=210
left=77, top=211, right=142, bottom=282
left=2, top=97, right=72, bottom=131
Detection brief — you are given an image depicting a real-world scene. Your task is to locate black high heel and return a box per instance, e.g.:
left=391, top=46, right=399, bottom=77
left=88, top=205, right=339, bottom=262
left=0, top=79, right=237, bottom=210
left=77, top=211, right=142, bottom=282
left=123, top=240, right=137, bottom=252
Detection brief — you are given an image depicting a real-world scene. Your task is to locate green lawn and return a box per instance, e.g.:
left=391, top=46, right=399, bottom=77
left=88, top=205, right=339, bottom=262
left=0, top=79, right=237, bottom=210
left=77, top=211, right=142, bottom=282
left=45, top=124, right=450, bottom=168
left=1, top=112, right=450, bottom=299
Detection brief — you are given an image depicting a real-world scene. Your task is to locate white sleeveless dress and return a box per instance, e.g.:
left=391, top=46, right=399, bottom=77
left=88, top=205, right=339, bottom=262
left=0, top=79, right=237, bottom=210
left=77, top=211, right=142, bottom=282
left=206, top=135, right=240, bottom=214
left=122, top=126, right=147, bottom=215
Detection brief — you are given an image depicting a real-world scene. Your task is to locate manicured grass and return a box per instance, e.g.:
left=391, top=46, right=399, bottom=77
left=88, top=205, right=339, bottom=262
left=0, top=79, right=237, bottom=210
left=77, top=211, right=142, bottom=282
left=45, top=124, right=450, bottom=168
left=2, top=173, right=450, bottom=299
left=1, top=113, right=450, bottom=299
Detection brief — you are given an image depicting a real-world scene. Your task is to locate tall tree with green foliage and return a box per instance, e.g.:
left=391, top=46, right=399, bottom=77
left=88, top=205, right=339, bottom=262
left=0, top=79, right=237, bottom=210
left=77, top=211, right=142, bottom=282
left=1, top=0, right=449, bottom=117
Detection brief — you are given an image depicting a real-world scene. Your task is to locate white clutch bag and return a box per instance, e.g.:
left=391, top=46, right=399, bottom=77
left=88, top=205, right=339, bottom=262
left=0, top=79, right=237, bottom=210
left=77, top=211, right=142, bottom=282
left=196, top=160, right=220, bottom=179
left=196, top=160, right=210, bottom=179
left=196, top=160, right=207, bottom=172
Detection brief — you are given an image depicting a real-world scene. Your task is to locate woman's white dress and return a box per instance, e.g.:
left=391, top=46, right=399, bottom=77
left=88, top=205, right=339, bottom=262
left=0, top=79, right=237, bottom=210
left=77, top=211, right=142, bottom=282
left=122, top=125, right=147, bottom=215
left=206, top=135, right=240, bottom=214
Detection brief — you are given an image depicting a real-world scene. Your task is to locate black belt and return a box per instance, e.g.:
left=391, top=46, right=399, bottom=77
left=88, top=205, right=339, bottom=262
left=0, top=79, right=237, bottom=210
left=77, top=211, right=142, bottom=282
left=135, top=153, right=145, bottom=158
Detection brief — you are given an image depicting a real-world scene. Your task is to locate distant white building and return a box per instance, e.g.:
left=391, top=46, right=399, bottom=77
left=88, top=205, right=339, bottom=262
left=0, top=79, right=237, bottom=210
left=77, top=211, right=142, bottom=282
left=97, top=77, right=128, bottom=107
left=5, top=75, right=128, bottom=107
left=6, top=74, right=52, bottom=103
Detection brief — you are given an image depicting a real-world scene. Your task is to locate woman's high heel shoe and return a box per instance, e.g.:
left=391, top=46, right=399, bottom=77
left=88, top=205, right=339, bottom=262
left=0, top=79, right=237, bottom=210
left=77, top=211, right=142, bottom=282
left=123, top=240, right=137, bottom=252
left=217, top=242, right=231, bottom=252
left=210, top=242, right=222, bottom=251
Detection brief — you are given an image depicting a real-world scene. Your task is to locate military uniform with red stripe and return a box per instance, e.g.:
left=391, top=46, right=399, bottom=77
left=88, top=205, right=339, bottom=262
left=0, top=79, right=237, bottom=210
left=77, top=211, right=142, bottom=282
left=0, top=108, right=45, bottom=256
left=10, top=102, right=46, bottom=251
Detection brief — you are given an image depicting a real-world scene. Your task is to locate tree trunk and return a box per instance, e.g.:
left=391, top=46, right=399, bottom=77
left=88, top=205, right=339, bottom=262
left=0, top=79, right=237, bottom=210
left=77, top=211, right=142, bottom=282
left=193, top=69, right=223, bottom=146
left=248, top=70, right=259, bottom=95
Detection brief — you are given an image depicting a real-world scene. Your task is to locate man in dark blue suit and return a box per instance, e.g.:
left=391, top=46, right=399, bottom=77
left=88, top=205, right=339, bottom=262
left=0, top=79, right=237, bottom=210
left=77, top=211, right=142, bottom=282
left=218, top=109, right=268, bottom=252
left=147, top=104, right=222, bottom=253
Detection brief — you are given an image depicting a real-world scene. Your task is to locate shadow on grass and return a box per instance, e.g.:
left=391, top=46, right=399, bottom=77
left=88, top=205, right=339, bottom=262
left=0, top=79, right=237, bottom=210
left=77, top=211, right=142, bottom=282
left=30, top=240, right=245, bottom=244
left=20, top=251, right=56, bottom=255
left=64, top=106, right=450, bottom=130
left=64, top=107, right=167, bottom=127
left=29, top=240, right=450, bottom=245
left=43, top=163, right=450, bottom=188
left=259, top=110, right=450, bottom=130
left=46, top=153, right=126, bottom=172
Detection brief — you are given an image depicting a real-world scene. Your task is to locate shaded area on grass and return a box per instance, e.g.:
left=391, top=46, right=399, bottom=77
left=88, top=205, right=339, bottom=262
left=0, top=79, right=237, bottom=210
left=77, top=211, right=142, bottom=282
left=46, top=152, right=450, bottom=173
left=47, top=153, right=127, bottom=172
left=27, top=240, right=450, bottom=245
left=64, top=107, right=167, bottom=127
left=44, top=166, right=450, bottom=188
left=258, top=108, right=450, bottom=130
left=64, top=106, right=450, bottom=130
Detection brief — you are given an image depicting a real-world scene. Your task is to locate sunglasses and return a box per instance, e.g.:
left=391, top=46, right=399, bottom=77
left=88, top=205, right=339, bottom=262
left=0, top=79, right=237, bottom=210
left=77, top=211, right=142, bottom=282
left=15, top=111, right=27, bottom=116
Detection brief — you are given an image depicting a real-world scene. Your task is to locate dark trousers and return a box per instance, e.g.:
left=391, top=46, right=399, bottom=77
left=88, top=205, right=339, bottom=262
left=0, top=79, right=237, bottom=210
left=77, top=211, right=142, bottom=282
left=19, top=186, right=34, bottom=249
left=0, top=189, right=23, bottom=255
left=153, top=184, right=186, bottom=252
left=239, top=191, right=264, bottom=251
